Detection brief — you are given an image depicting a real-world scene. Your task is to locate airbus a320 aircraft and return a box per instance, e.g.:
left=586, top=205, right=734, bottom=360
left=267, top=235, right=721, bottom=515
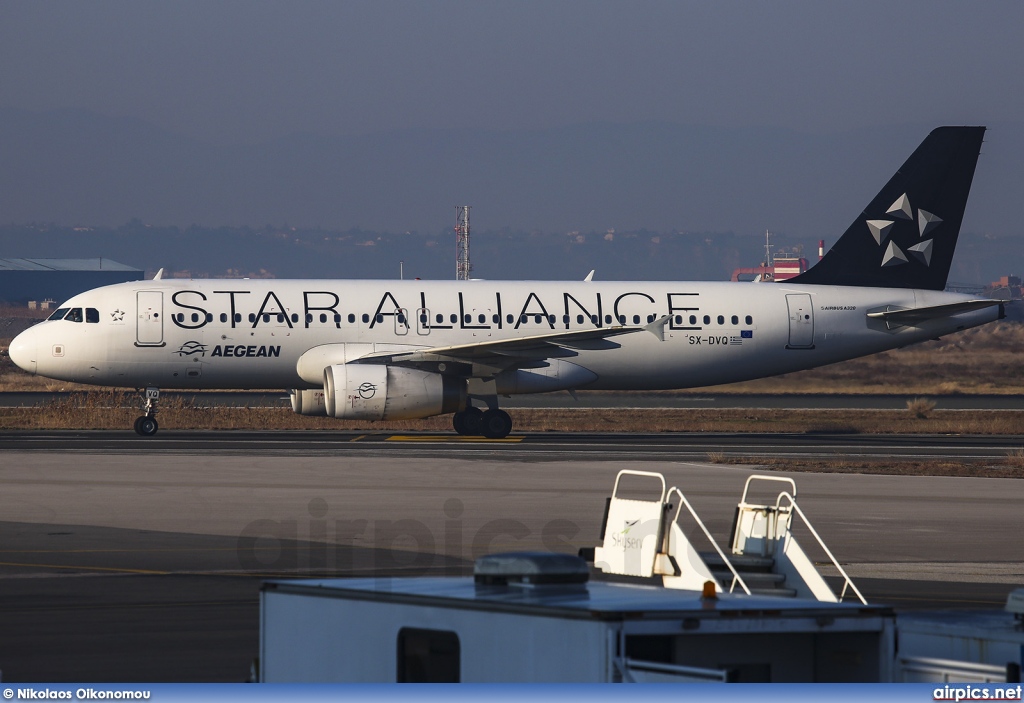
left=8, top=127, right=1004, bottom=438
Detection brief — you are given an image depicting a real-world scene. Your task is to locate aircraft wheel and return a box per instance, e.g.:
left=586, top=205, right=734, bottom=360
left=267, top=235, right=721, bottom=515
left=480, top=409, right=513, bottom=439
left=135, top=416, right=159, bottom=437
left=453, top=407, right=484, bottom=435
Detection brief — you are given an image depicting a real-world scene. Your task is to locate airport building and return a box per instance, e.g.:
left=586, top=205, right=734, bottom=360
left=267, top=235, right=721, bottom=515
left=0, top=258, right=143, bottom=306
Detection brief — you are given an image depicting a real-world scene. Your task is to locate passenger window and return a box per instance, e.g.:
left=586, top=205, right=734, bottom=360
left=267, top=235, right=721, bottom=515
left=86, top=308, right=99, bottom=323
left=717, top=315, right=724, bottom=325
left=276, top=314, right=284, bottom=323
left=632, top=315, right=640, bottom=324
left=319, top=314, right=327, bottom=323
left=591, top=315, right=598, bottom=324
left=347, top=314, right=355, bottom=323
left=478, top=314, right=485, bottom=324
left=689, top=315, right=696, bottom=325
left=703, top=315, right=710, bottom=324
left=464, top=314, right=471, bottom=324
left=674, top=315, right=682, bottom=324
left=248, top=313, right=255, bottom=323
left=66, top=308, right=84, bottom=323
left=234, top=313, right=242, bottom=323
left=191, top=313, right=199, bottom=323
left=731, top=315, right=738, bottom=325
left=291, top=313, right=298, bottom=323
left=450, top=314, right=458, bottom=324
left=506, top=314, right=514, bottom=324
left=362, top=314, right=370, bottom=323
left=617, top=315, right=625, bottom=324
left=436, top=314, right=444, bottom=324
left=534, top=315, right=542, bottom=324
left=334, top=314, right=341, bottom=323
left=576, top=315, right=584, bottom=324
left=521, top=315, right=528, bottom=324
left=221, top=313, right=228, bottom=323
left=420, top=314, right=428, bottom=324
left=746, top=315, right=753, bottom=325
left=376, top=314, right=384, bottom=323
left=492, top=314, right=499, bottom=324
left=605, top=315, right=612, bottom=324
left=398, top=314, right=406, bottom=324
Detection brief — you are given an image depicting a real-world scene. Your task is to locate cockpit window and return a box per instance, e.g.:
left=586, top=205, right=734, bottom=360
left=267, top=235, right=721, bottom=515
left=65, top=308, right=84, bottom=323
left=86, top=308, right=100, bottom=323
left=47, top=308, right=70, bottom=321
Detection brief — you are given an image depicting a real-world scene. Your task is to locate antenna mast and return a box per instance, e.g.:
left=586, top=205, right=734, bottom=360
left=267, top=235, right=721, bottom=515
left=455, top=205, right=471, bottom=280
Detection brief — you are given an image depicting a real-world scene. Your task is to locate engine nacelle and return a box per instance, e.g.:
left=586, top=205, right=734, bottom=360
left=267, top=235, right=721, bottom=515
left=290, top=388, right=327, bottom=416
left=323, top=364, right=465, bottom=420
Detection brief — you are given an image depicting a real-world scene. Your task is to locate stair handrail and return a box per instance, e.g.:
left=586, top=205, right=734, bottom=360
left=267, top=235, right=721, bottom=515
left=612, top=469, right=667, bottom=504
left=666, top=486, right=751, bottom=595
left=739, top=474, right=797, bottom=506
left=775, top=491, right=867, bottom=605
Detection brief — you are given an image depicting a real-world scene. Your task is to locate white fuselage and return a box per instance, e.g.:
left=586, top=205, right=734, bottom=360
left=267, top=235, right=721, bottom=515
left=8, top=278, right=1000, bottom=392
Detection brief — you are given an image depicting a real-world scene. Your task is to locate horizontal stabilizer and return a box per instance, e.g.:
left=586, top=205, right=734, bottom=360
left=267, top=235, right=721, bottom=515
left=866, top=299, right=1003, bottom=327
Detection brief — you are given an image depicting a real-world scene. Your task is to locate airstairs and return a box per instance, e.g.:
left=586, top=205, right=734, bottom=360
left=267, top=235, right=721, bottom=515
left=582, top=470, right=866, bottom=603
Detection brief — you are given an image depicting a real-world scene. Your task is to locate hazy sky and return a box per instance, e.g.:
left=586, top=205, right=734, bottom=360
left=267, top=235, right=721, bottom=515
left=4, top=1, right=1024, bottom=144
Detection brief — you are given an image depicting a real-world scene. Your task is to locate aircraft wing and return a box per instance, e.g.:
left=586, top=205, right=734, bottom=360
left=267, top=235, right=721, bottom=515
left=866, top=299, right=1004, bottom=328
left=352, top=319, right=668, bottom=372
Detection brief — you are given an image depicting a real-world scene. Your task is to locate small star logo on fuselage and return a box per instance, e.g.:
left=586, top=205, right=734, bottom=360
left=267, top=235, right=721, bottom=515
left=111, top=309, right=125, bottom=321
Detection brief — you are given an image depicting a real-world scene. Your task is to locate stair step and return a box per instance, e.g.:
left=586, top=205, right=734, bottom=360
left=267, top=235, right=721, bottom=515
left=710, top=569, right=786, bottom=587
left=749, top=587, right=799, bottom=598
left=699, top=552, right=775, bottom=571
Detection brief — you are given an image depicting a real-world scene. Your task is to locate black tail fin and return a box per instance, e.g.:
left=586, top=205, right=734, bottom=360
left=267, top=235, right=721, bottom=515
left=789, top=126, right=985, bottom=290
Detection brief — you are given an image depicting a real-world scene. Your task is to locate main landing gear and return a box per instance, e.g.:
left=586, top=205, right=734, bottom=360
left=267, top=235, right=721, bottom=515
left=452, top=406, right=513, bottom=439
left=134, top=387, right=160, bottom=437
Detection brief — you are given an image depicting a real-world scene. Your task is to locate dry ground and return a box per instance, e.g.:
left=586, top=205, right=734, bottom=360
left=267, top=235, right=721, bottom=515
left=3, top=318, right=1024, bottom=480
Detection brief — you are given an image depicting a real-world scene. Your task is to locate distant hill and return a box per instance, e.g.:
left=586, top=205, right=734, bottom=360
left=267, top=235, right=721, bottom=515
left=1, top=107, right=1021, bottom=282
left=0, top=222, right=1019, bottom=285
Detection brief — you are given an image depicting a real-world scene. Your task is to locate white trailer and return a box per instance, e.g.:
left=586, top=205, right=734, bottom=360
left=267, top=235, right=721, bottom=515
left=260, top=552, right=895, bottom=683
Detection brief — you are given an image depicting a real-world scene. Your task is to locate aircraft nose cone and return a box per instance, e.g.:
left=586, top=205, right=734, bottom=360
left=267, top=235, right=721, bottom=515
left=8, top=329, right=37, bottom=375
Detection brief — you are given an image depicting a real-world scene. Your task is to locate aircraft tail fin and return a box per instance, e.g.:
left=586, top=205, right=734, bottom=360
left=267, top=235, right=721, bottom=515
left=789, top=126, right=985, bottom=290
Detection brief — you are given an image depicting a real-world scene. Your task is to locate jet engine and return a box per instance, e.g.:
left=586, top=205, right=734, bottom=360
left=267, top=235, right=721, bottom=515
left=323, top=363, right=465, bottom=420
left=290, top=389, right=327, bottom=416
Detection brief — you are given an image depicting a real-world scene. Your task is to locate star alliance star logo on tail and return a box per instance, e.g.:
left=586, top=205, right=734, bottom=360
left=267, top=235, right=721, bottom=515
left=866, top=193, right=940, bottom=269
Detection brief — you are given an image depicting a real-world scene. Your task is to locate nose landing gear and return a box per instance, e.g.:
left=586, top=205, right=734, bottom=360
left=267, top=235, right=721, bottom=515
left=134, top=387, right=160, bottom=437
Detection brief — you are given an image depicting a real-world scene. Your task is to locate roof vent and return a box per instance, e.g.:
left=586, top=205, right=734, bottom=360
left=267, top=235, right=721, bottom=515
left=474, top=552, right=590, bottom=587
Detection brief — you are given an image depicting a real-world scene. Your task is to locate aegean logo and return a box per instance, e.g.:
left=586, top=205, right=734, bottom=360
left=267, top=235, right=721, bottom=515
left=174, top=341, right=207, bottom=357
left=357, top=382, right=377, bottom=399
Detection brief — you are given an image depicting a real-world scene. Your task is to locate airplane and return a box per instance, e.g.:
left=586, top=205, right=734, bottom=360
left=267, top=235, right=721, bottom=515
left=7, top=126, right=1004, bottom=439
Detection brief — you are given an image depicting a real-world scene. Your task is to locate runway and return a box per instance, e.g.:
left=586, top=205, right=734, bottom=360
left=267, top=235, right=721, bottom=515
left=1, top=428, right=1023, bottom=462
left=4, top=390, right=1024, bottom=410
left=0, top=438, right=1021, bottom=681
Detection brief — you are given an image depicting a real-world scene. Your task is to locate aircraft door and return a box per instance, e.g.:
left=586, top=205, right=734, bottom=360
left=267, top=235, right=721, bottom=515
left=416, top=307, right=430, bottom=336
left=136, top=291, right=165, bottom=347
left=394, top=308, right=409, bottom=336
left=786, top=294, right=814, bottom=349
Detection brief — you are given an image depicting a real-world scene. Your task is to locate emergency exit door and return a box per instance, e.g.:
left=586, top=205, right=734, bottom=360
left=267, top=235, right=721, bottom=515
left=786, top=294, right=814, bottom=349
